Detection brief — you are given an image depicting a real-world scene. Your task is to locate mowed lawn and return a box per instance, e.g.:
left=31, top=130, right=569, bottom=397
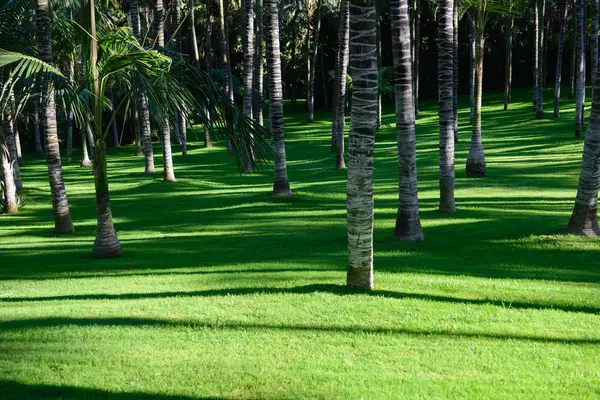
left=1, top=87, right=599, bottom=399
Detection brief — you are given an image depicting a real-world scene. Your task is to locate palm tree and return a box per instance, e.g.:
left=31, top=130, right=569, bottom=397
left=574, top=0, right=585, bottom=137
left=439, top=0, right=456, bottom=212
left=503, top=14, right=513, bottom=111
left=553, top=2, right=567, bottom=118
left=66, top=55, right=75, bottom=161
left=391, top=0, right=423, bottom=240
left=217, top=0, right=233, bottom=102
left=534, top=0, right=544, bottom=119
left=452, top=0, right=459, bottom=142
left=266, top=0, right=292, bottom=196
left=564, top=62, right=600, bottom=235
left=346, top=0, right=377, bottom=290
left=254, top=0, right=265, bottom=130
left=0, top=142, right=18, bottom=214
left=307, top=0, right=322, bottom=123
left=5, top=89, right=22, bottom=190
left=202, top=0, right=213, bottom=148
left=331, top=0, right=349, bottom=169
left=468, top=22, right=475, bottom=123
left=412, top=0, right=420, bottom=115
left=35, top=0, right=75, bottom=233
left=592, top=0, right=599, bottom=91
left=242, top=0, right=255, bottom=173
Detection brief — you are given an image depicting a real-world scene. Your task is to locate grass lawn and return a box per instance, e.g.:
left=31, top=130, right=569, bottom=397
left=1, top=87, right=599, bottom=399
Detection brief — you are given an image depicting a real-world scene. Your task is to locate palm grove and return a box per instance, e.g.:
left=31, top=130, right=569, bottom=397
left=1, top=0, right=599, bottom=290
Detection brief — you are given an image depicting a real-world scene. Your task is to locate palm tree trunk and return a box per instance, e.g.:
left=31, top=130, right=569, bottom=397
left=203, top=0, right=214, bottom=147
left=320, top=47, right=328, bottom=109
left=4, top=118, right=22, bottom=191
left=569, top=0, right=576, bottom=100
left=81, top=126, right=92, bottom=166
left=346, top=0, right=377, bottom=290
left=439, top=0, right=456, bottom=212
left=504, top=16, right=513, bottom=111
left=469, top=22, right=475, bottom=124
left=452, top=0, right=458, bottom=142
left=391, top=0, right=423, bottom=240
left=180, top=105, right=188, bottom=156
left=554, top=3, right=567, bottom=118
left=14, top=123, right=23, bottom=166
left=565, top=62, right=600, bottom=235
left=376, top=16, right=382, bottom=128
left=35, top=0, right=75, bottom=233
left=189, top=0, right=200, bottom=66
left=0, top=143, right=18, bottom=214
left=413, top=0, right=420, bottom=115
left=331, top=0, right=349, bottom=170
left=535, top=0, right=545, bottom=119
left=575, top=0, right=585, bottom=137
left=307, top=0, right=322, bottom=123
left=591, top=0, right=599, bottom=91
left=466, top=27, right=486, bottom=177
left=242, top=0, right=255, bottom=173
left=66, top=57, right=75, bottom=161
left=266, top=0, right=292, bottom=196
left=254, top=0, right=265, bottom=129
left=134, top=110, right=143, bottom=156
left=34, top=102, right=44, bottom=155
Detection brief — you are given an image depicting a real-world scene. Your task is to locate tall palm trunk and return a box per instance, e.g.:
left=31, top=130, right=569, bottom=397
left=331, top=0, right=349, bottom=170
left=469, top=22, right=475, bottom=124
left=565, top=60, right=600, bottom=235
left=376, top=16, right=382, bottom=128
left=189, top=0, right=200, bottom=65
left=503, top=15, right=513, bottom=111
left=439, top=0, right=456, bottom=212
left=218, top=0, right=234, bottom=102
left=14, top=122, right=22, bottom=166
left=0, top=143, right=18, bottom=214
left=307, top=0, right=322, bottom=123
left=81, top=124, right=92, bottom=166
left=569, top=1, right=576, bottom=100
left=6, top=90, right=22, bottom=190
left=554, top=3, right=567, bottom=118
left=452, top=0, right=458, bottom=142
left=575, top=0, right=585, bottom=137
left=242, top=0, right=255, bottom=173
left=413, top=0, right=420, bottom=115
left=130, top=0, right=155, bottom=171
left=155, top=0, right=176, bottom=181
left=391, top=0, right=423, bottom=240
left=466, top=21, right=486, bottom=177
left=591, top=0, right=599, bottom=91
left=266, top=0, right=292, bottom=196
left=35, top=0, right=75, bottom=233
left=346, top=0, right=377, bottom=290
left=33, top=102, right=43, bottom=155
left=203, top=0, right=214, bottom=148
left=254, top=0, right=265, bottom=129
left=66, top=56, right=75, bottom=161
left=534, top=0, right=545, bottom=119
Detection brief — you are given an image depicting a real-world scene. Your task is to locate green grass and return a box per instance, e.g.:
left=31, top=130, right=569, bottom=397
left=1, top=86, right=599, bottom=399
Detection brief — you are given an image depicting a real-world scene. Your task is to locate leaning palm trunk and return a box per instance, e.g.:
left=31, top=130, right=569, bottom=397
left=155, top=0, right=175, bottom=181
left=189, top=0, right=200, bottom=65
left=554, top=3, right=567, bottom=118
left=0, top=143, right=18, bottom=214
left=307, top=0, right=322, bottom=123
left=452, top=0, right=458, bottom=142
left=331, top=0, right=349, bottom=169
left=575, top=0, right=585, bottom=137
left=35, top=0, right=75, bottom=233
left=266, top=0, right=292, bottom=196
left=242, top=0, right=255, bottom=173
left=565, top=64, right=600, bottom=235
left=466, top=24, right=486, bottom=177
left=503, top=15, right=513, bottom=111
left=346, top=0, right=377, bottom=290
left=439, top=0, right=456, bottom=212
left=391, top=0, right=423, bottom=240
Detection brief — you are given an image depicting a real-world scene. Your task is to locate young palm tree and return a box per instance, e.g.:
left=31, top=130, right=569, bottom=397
left=266, top=0, right=292, bottom=196
left=439, top=0, right=456, bottom=212
left=35, top=0, right=75, bottom=233
left=346, top=0, right=377, bottom=290
left=565, top=63, right=600, bottom=235
left=391, top=0, right=423, bottom=240
left=553, top=2, right=567, bottom=118
left=574, top=0, right=585, bottom=137
left=331, top=0, right=349, bottom=169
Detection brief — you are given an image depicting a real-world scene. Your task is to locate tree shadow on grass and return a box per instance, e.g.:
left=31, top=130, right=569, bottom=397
left=1, top=284, right=598, bottom=315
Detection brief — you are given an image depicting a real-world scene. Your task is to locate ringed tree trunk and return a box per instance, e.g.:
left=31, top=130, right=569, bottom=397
left=554, top=3, right=567, bottom=118
left=534, top=0, right=545, bottom=119
left=391, top=0, right=423, bottom=240
left=452, top=0, right=458, bottom=142
left=331, top=0, right=349, bottom=169
left=189, top=0, right=200, bottom=66
left=503, top=15, right=513, bottom=111
left=569, top=0, right=576, bottom=100
left=591, top=0, right=599, bottom=91
left=413, top=0, right=420, bottom=115
left=254, top=0, right=265, bottom=129
left=81, top=124, right=92, bottom=166
left=266, top=0, right=292, bottom=196
left=376, top=15, right=382, bottom=128
left=465, top=23, right=486, bottom=178
left=35, top=0, right=75, bottom=233
left=242, top=0, right=255, bottom=173
left=469, top=22, right=475, bottom=124
left=202, top=0, right=213, bottom=148
left=439, top=0, right=456, bottom=212
left=0, top=143, right=18, bottom=214
left=14, top=121, right=23, bottom=166
left=155, top=0, right=176, bottom=181
left=67, top=56, right=75, bottom=160
left=307, top=0, right=322, bottom=123
left=4, top=117, right=22, bottom=191
left=346, top=0, right=377, bottom=290
left=564, top=64, right=600, bottom=235
left=575, top=0, right=585, bottom=137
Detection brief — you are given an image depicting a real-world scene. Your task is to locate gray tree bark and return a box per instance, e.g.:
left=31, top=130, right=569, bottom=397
left=0, top=143, right=18, bottom=214
left=575, top=0, right=585, bottom=137
left=331, top=0, right=349, bottom=170
left=307, top=0, right=322, bottom=123
left=503, top=16, right=513, bottom=111
left=554, top=3, right=567, bottom=118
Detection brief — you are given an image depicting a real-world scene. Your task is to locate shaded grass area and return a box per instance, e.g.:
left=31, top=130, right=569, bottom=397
left=0, top=86, right=599, bottom=399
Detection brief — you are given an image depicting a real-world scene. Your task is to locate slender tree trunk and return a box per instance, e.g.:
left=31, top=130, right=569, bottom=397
left=376, top=16, right=382, bottom=128
left=346, top=0, right=377, bottom=290
left=554, top=3, right=567, bottom=118
left=134, top=110, right=143, bottom=156
left=34, top=102, right=43, bottom=155
left=413, top=0, right=420, bottom=115
left=203, top=0, right=214, bottom=147
left=307, top=0, right=322, bottom=123
left=180, top=105, right=188, bottom=156
left=535, top=0, right=545, bottom=119
left=391, top=0, right=423, bottom=240
left=466, top=28, right=486, bottom=177
left=569, top=0, right=576, bottom=100
left=575, top=0, right=585, bottom=137
left=320, top=47, right=328, bottom=109
left=0, top=143, right=18, bottom=214
left=452, top=0, right=458, bottom=142
left=4, top=118, right=22, bottom=191
left=565, top=60, right=600, bottom=235
left=112, top=114, right=120, bottom=147
left=266, top=0, right=292, bottom=196
left=504, top=16, right=513, bottom=111
left=331, top=0, right=349, bottom=170
left=254, top=0, right=265, bottom=129
left=439, top=0, right=456, bottom=212
left=189, top=0, right=200, bottom=66
left=35, top=0, right=75, bottom=233
left=242, top=0, right=255, bottom=173
left=591, top=0, right=599, bottom=91
left=14, top=123, right=22, bottom=166
left=66, top=57, right=75, bottom=161
left=469, top=22, right=475, bottom=124
left=533, top=0, right=538, bottom=109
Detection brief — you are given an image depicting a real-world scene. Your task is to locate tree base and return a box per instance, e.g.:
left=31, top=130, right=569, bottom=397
left=17, top=158, right=24, bottom=166
left=135, top=149, right=144, bottom=156
left=92, top=242, right=123, bottom=258
left=393, top=224, right=424, bottom=241
left=336, top=155, right=346, bottom=170
left=466, top=158, right=486, bottom=178
left=55, top=216, right=75, bottom=233
left=536, top=110, right=544, bottom=120
left=439, top=203, right=456, bottom=213
left=144, top=166, right=155, bottom=174
left=81, top=158, right=92, bottom=168
left=564, top=204, right=600, bottom=236
left=273, top=181, right=292, bottom=197
left=347, top=268, right=374, bottom=291
left=204, top=141, right=213, bottom=149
